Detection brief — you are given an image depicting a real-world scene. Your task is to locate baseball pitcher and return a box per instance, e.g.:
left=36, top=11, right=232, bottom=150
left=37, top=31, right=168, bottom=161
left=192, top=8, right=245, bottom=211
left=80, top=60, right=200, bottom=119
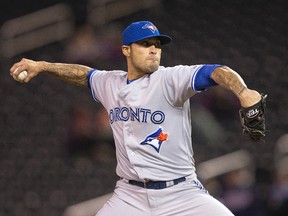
left=10, top=21, right=266, bottom=216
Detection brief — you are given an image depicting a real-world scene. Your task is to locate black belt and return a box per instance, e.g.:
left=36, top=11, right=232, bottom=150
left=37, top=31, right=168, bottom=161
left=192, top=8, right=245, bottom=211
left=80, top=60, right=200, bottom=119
left=128, top=177, right=186, bottom=189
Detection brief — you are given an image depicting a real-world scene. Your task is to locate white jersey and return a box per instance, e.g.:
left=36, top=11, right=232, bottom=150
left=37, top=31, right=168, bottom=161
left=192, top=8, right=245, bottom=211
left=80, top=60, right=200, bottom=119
left=89, top=65, right=206, bottom=181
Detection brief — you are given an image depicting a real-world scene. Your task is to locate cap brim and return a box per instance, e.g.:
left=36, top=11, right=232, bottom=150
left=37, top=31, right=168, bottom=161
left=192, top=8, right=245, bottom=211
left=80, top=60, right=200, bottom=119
left=130, top=34, right=172, bottom=45
left=158, top=34, right=172, bottom=45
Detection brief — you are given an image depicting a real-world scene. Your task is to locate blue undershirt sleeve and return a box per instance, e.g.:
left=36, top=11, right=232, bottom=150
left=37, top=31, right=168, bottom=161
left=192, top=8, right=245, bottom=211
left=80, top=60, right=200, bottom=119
left=193, top=64, right=224, bottom=91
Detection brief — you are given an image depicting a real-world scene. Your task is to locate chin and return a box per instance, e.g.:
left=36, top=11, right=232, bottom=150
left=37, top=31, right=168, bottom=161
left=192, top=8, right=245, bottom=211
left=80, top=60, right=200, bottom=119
left=146, top=64, right=159, bottom=74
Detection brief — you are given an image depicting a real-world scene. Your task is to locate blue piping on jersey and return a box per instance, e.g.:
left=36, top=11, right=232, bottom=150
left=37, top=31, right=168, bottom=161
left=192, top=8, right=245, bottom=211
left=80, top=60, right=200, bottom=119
left=127, top=79, right=137, bottom=84
left=87, top=69, right=99, bottom=102
left=87, top=69, right=96, bottom=88
left=192, top=64, right=222, bottom=92
left=191, top=66, right=202, bottom=92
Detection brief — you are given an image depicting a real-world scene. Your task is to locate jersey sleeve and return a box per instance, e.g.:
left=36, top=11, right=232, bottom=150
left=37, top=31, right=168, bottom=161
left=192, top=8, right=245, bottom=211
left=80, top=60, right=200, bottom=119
left=88, top=69, right=114, bottom=103
left=87, top=69, right=100, bottom=102
left=87, top=69, right=95, bottom=89
left=161, top=64, right=221, bottom=106
left=192, top=64, right=221, bottom=91
left=88, top=69, right=127, bottom=106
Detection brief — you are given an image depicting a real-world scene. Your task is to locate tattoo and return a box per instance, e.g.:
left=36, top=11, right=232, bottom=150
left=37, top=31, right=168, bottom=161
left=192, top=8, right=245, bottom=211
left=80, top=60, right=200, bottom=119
left=238, top=86, right=246, bottom=95
left=43, top=63, right=92, bottom=87
left=211, top=66, right=246, bottom=96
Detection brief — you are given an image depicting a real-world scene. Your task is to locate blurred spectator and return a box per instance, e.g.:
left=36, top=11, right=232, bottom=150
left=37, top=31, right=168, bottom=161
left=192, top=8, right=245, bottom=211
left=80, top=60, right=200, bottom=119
left=62, top=24, right=123, bottom=69
left=65, top=103, right=98, bottom=157
left=219, top=169, right=268, bottom=216
left=269, top=134, right=288, bottom=215
left=62, top=25, right=102, bottom=66
left=65, top=103, right=113, bottom=161
left=270, top=157, right=288, bottom=215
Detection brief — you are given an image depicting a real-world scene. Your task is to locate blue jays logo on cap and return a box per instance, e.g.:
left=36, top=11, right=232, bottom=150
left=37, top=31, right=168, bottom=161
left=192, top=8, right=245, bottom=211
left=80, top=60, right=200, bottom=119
left=140, top=127, right=169, bottom=153
left=122, top=21, right=172, bottom=46
left=142, top=23, right=157, bottom=33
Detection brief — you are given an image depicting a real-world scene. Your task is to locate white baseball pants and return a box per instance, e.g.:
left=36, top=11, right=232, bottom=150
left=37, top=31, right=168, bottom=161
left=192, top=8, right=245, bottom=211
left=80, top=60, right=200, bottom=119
left=95, top=177, right=234, bottom=216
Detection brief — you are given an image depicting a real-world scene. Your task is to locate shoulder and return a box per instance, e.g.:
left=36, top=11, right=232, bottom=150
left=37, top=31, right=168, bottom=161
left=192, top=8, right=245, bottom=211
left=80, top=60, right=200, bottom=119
left=157, top=65, right=204, bottom=73
left=89, top=69, right=127, bottom=80
left=88, top=69, right=127, bottom=89
left=92, top=69, right=127, bottom=76
left=153, top=65, right=204, bottom=79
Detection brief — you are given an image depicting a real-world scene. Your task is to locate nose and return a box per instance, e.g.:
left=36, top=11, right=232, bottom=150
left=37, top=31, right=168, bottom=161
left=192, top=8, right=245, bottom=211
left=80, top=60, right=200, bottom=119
left=149, top=45, right=157, bottom=54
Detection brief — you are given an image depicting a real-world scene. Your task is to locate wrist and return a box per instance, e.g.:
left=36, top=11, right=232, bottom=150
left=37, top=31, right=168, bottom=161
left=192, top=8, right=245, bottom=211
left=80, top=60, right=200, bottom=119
left=237, top=86, right=247, bottom=97
left=38, top=61, right=48, bottom=73
left=238, top=88, right=261, bottom=107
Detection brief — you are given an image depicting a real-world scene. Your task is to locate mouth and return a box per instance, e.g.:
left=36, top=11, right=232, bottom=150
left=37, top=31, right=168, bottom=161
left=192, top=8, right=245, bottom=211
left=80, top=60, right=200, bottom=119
left=147, top=57, right=159, bottom=62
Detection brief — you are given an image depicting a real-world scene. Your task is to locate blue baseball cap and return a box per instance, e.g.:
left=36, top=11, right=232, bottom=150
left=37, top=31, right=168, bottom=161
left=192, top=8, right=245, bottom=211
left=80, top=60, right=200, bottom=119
left=122, top=21, right=172, bottom=46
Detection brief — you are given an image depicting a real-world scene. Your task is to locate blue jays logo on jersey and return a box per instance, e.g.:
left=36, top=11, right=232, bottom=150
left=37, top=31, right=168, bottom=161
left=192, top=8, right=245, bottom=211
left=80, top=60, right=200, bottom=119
left=142, top=23, right=157, bottom=33
left=140, top=127, right=168, bottom=153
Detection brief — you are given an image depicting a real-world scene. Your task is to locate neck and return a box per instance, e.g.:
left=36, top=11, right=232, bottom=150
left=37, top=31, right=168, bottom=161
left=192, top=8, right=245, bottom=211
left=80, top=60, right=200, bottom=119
left=126, top=62, right=146, bottom=80
left=127, top=70, right=145, bottom=80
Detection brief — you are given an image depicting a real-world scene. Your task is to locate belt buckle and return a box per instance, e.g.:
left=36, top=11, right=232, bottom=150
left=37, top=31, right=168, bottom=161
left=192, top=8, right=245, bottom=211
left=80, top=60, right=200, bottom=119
left=166, top=180, right=174, bottom=187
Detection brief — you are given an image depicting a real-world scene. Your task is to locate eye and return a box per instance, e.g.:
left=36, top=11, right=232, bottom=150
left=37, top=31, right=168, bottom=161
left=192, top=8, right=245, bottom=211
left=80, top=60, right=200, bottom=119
left=138, top=41, right=150, bottom=47
left=137, top=40, right=161, bottom=48
left=145, top=41, right=151, bottom=47
left=154, top=42, right=161, bottom=48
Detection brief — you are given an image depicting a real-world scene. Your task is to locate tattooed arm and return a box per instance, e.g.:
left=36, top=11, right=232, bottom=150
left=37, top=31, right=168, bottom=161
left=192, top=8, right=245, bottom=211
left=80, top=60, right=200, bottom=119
left=10, top=58, right=92, bottom=87
left=211, top=66, right=261, bottom=107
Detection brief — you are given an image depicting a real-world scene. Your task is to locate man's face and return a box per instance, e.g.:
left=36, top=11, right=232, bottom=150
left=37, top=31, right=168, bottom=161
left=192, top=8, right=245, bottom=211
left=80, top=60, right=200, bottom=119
left=124, top=37, right=162, bottom=76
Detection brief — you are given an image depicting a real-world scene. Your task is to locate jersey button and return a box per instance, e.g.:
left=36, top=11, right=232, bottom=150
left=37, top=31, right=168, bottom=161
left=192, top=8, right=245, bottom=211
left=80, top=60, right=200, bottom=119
left=131, top=152, right=136, bottom=156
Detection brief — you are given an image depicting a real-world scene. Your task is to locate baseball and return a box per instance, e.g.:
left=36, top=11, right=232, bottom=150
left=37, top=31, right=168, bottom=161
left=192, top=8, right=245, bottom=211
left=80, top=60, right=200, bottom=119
left=17, top=70, right=28, bottom=81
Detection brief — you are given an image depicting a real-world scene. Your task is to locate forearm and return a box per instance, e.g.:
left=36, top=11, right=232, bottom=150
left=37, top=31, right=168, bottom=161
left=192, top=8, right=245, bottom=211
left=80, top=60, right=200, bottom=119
left=10, top=58, right=92, bottom=87
left=211, top=66, right=247, bottom=95
left=211, top=66, right=261, bottom=107
left=41, top=61, right=92, bottom=87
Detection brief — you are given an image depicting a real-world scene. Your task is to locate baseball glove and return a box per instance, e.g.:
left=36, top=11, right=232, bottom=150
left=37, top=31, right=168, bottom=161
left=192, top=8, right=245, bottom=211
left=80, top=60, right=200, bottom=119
left=239, top=94, right=267, bottom=141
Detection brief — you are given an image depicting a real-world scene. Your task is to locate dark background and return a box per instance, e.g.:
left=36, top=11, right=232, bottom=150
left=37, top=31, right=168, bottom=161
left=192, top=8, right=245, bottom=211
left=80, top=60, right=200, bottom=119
left=0, top=0, right=287, bottom=215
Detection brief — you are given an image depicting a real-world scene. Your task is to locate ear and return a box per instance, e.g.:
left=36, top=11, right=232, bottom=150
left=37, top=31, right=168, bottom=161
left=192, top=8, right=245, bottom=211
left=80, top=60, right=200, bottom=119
left=122, top=45, right=130, bottom=57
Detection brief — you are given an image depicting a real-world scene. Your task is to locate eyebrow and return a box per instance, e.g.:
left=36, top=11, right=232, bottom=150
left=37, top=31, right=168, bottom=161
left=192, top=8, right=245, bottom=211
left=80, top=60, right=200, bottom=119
left=139, top=39, right=160, bottom=43
left=136, top=40, right=161, bottom=47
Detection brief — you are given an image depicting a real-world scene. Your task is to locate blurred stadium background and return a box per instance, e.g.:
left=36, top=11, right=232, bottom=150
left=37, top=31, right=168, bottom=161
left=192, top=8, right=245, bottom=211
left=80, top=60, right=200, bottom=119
left=0, top=0, right=287, bottom=215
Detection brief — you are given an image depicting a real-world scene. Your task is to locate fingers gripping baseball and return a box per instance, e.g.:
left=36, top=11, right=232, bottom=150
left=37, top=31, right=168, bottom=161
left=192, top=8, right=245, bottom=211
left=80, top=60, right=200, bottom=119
left=10, top=58, right=40, bottom=83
